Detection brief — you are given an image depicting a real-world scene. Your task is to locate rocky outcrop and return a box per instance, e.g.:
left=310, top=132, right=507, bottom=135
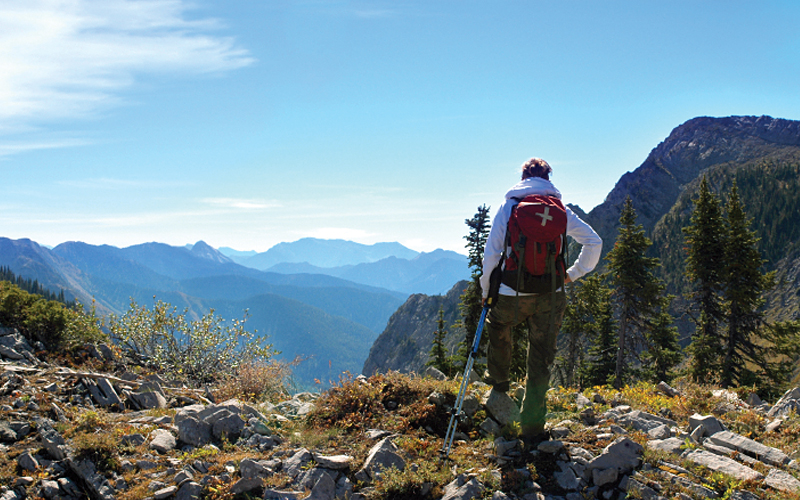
left=362, top=280, right=467, bottom=376
left=587, top=115, right=800, bottom=255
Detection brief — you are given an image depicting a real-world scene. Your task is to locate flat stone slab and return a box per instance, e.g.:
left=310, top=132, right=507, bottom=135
left=706, top=430, right=789, bottom=466
left=764, top=468, right=800, bottom=493
left=647, top=437, right=686, bottom=456
left=681, top=449, right=764, bottom=482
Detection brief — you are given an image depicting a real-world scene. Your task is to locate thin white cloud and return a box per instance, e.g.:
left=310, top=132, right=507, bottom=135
left=202, top=198, right=280, bottom=210
left=0, top=138, right=93, bottom=157
left=0, top=0, right=253, bottom=132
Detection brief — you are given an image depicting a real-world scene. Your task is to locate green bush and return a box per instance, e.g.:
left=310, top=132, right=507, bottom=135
left=0, top=281, right=107, bottom=349
left=108, top=298, right=279, bottom=387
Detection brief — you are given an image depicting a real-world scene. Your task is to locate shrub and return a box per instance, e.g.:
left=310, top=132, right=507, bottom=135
left=0, top=281, right=105, bottom=349
left=109, top=298, right=279, bottom=388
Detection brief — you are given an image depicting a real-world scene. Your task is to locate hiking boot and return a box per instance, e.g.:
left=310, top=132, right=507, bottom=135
left=520, top=430, right=551, bottom=452
left=492, top=381, right=510, bottom=392
left=483, top=373, right=510, bottom=393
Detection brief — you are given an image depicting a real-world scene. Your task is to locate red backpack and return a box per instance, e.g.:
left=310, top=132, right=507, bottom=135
left=502, top=194, right=568, bottom=294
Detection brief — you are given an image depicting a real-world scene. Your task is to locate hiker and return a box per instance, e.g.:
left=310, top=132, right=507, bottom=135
left=480, top=157, right=602, bottom=444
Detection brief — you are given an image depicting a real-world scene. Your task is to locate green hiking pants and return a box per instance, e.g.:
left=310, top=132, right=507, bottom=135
left=485, top=292, right=567, bottom=436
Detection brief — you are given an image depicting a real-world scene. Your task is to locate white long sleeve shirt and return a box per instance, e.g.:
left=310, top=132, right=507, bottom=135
left=480, top=177, right=603, bottom=298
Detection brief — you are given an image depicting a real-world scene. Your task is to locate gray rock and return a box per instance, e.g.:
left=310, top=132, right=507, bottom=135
left=230, top=477, right=263, bottom=495
left=37, top=419, right=68, bottom=460
left=537, top=440, right=565, bottom=455
left=767, top=387, right=800, bottom=418
left=646, top=437, right=686, bottom=455
left=312, top=453, right=353, bottom=470
left=554, top=462, right=582, bottom=490
left=681, top=449, right=764, bottom=481
left=212, top=412, right=245, bottom=441
left=149, top=429, right=177, bottom=453
left=177, top=416, right=212, bottom=447
left=764, top=468, right=800, bottom=493
left=17, top=451, right=39, bottom=471
left=358, top=437, right=406, bottom=481
left=240, top=458, right=274, bottom=479
left=263, top=489, right=303, bottom=499
left=617, top=410, right=677, bottom=432
left=441, top=475, right=484, bottom=500
left=647, top=424, right=671, bottom=440
left=656, top=381, right=680, bottom=397
left=176, top=481, right=203, bottom=500
left=483, top=389, right=520, bottom=427
left=121, top=433, right=147, bottom=447
left=424, top=366, right=447, bottom=380
left=660, top=470, right=718, bottom=498
left=586, top=437, right=643, bottom=474
left=154, top=485, right=179, bottom=499
left=494, top=437, right=519, bottom=456
left=284, top=448, right=313, bottom=478
left=592, top=467, right=618, bottom=487
left=306, top=472, right=337, bottom=500
left=688, top=414, right=726, bottom=437
left=575, top=393, right=592, bottom=409
left=66, top=456, right=117, bottom=500
left=729, top=490, right=763, bottom=500
left=479, top=417, right=502, bottom=436
left=706, top=430, right=789, bottom=466
left=40, top=479, right=61, bottom=498
left=625, top=477, right=661, bottom=500
left=765, top=419, right=783, bottom=433
left=129, top=390, right=167, bottom=410
left=174, top=470, right=194, bottom=486
left=462, top=393, right=481, bottom=417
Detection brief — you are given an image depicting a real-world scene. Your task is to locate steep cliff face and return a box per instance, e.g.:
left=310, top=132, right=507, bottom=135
left=588, top=115, right=800, bottom=248
left=362, top=281, right=467, bottom=376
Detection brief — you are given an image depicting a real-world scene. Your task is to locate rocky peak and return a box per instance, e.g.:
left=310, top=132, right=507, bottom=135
left=587, top=115, right=800, bottom=251
left=189, top=241, right=232, bottom=264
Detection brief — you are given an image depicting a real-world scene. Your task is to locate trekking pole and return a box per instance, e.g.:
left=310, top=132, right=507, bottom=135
left=442, top=304, right=488, bottom=456
left=442, top=263, right=503, bottom=457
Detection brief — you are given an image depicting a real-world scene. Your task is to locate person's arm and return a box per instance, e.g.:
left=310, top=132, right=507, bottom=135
left=479, top=201, right=512, bottom=298
left=565, top=208, right=602, bottom=282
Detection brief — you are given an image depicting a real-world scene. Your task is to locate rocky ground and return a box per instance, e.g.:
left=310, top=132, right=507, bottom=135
left=2, top=324, right=800, bottom=500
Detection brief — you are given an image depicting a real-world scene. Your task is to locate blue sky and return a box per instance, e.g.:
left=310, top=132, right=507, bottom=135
left=2, top=1, right=799, bottom=254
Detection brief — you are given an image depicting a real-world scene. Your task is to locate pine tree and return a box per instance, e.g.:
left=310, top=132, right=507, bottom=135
left=720, top=182, right=775, bottom=387
left=455, top=205, right=492, bottom=368
left=641, top=295, right=682, bottom=384
left=606, top=197, right=664, bottom=388
left=575, top=273, right=617, bottom=388
left=427, top=306, right=455, bottom=377
left=683, top=177, right=727, bottom=382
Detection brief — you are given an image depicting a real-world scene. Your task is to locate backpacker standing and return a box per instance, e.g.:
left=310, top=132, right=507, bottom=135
left=480, top=157, right=602, bottom=444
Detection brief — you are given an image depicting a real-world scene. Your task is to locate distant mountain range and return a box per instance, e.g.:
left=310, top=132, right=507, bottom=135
left=0, top=237, right=470, bottom=386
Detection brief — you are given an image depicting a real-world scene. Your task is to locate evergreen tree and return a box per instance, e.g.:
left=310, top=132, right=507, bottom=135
left=427, top=306, right=455, bottom=377
left=683, top=177, right=727, bottom=382
left=455, top=205, right=492, bottom=368
left=641, top=295, right=682, bottom=384
left=720, top=183, right=775, bottom=387
left=606, top=197, right=664, bottom=388
left=575, top=273, right=617, bottom=388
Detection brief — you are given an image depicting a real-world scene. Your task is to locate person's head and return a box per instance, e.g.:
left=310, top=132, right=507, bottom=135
left=521, top=157, right=552, bottom=181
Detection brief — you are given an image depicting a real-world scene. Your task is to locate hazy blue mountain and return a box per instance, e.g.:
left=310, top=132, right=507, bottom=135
left=264, top=249, right=468, bottom=295
left=218, top=247, right=258, bottom=264
left=242, top=238, right=420, bottom=270
left=177, top=275, right=404, bottom=333
left=189, top=241, right=233, bottom=264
